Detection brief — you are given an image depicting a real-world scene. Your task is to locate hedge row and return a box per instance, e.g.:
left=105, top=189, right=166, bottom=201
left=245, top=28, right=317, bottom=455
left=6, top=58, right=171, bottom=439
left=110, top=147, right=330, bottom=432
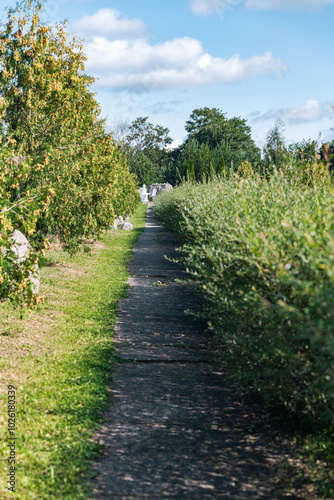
left=154, top=173, right=334, bottom=427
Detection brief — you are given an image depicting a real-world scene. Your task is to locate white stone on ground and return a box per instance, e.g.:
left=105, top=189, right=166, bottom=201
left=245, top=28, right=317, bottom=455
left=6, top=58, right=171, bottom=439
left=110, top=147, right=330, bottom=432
left=121, top=222, right=133, bottom=231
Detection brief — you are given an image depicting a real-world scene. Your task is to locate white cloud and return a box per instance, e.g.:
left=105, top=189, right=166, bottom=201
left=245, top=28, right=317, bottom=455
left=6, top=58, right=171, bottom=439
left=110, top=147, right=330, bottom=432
left=246, top=0, right=334, bottom=9
left=71, top=8, right=149, bottom=40
left=84, top=36, right=287, bottom=90
left=250, top=99, right=333, bottom=124
left=168, top=138, right=185, bottom=150
left=73, top=8, right=287, bottom=91
left=188, top=0, right=238, bottom=15
left=85, top=37, right=203, bottom=73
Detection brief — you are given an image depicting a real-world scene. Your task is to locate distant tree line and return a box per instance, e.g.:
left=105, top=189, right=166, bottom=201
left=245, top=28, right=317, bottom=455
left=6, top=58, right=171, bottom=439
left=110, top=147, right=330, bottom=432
left=114, top=108, right=334, bottom=187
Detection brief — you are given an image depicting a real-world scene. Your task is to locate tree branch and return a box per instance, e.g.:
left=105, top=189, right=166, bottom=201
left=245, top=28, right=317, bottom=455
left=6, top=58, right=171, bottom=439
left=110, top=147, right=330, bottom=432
left=1, top=195, right=38, bottom=215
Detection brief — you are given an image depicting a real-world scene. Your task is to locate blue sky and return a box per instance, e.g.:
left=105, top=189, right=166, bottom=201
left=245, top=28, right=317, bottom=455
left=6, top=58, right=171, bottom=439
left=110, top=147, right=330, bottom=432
left=1, top=0, right=334, bottom=149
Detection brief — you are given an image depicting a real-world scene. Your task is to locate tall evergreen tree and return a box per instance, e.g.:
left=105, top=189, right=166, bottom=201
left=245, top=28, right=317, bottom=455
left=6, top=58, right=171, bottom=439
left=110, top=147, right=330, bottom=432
left=263, top=123, right=287, bottom=172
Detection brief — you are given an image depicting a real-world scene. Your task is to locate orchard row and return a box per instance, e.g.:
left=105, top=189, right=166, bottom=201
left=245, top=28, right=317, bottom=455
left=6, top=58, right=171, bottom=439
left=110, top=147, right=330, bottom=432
left=0, top=1, right=139, bottom=307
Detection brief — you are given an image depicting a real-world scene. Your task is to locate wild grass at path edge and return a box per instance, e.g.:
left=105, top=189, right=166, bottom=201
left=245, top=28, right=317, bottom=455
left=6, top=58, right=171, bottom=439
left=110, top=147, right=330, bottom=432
left=0, top=204, right=147, bottom=499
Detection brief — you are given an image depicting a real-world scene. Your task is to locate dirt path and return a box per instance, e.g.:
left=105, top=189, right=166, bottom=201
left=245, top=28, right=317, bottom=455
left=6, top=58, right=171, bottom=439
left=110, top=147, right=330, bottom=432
left=90, top=204, right=313, bottom=499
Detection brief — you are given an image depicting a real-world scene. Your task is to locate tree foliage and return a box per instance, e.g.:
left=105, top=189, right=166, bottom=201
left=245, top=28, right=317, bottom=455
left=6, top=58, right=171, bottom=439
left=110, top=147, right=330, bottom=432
left=0, top=1, right=139, bottom=306
left=288, top=139, right=317, bottom=165
left=169, top=107, right=261, bottom=183
left=320, top=139, right=334, bottom=173
left=121, top=116, right=172, bottom=186
left=263, top=123, right=287, bottom=172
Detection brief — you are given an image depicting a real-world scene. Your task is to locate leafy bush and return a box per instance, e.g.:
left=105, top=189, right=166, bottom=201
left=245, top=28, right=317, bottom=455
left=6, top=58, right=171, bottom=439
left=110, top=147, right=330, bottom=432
left=0, top=1, right=139, bottom=306
left=0, top=148, right=49, bottom=307
left=155, top=173, right=334, bottom=427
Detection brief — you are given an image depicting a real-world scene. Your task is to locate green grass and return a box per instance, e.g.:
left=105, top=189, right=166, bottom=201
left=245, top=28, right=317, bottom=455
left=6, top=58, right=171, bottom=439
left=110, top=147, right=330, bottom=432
left=0, top=204, right=147, bottom=499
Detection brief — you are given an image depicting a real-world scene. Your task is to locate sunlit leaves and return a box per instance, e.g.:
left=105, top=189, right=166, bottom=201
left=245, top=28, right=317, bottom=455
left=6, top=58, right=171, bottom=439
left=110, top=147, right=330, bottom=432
left=155, top=172, right=334, bottom=426
left=0, top=1, right=139, bottom=306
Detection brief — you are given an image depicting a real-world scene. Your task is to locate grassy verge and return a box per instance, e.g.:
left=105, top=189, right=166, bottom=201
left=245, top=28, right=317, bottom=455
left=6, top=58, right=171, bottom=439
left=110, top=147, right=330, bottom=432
left=0, top=204, right=147, bottom=499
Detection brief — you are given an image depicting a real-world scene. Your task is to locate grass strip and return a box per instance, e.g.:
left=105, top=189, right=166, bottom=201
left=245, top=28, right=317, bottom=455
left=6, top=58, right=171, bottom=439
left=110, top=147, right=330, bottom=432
left=0, top=203, right=147, bottom=499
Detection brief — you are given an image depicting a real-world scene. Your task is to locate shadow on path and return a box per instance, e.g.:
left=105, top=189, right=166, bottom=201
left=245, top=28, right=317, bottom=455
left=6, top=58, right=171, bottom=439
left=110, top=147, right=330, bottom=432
left=90, top=204, right=309, bottom=499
